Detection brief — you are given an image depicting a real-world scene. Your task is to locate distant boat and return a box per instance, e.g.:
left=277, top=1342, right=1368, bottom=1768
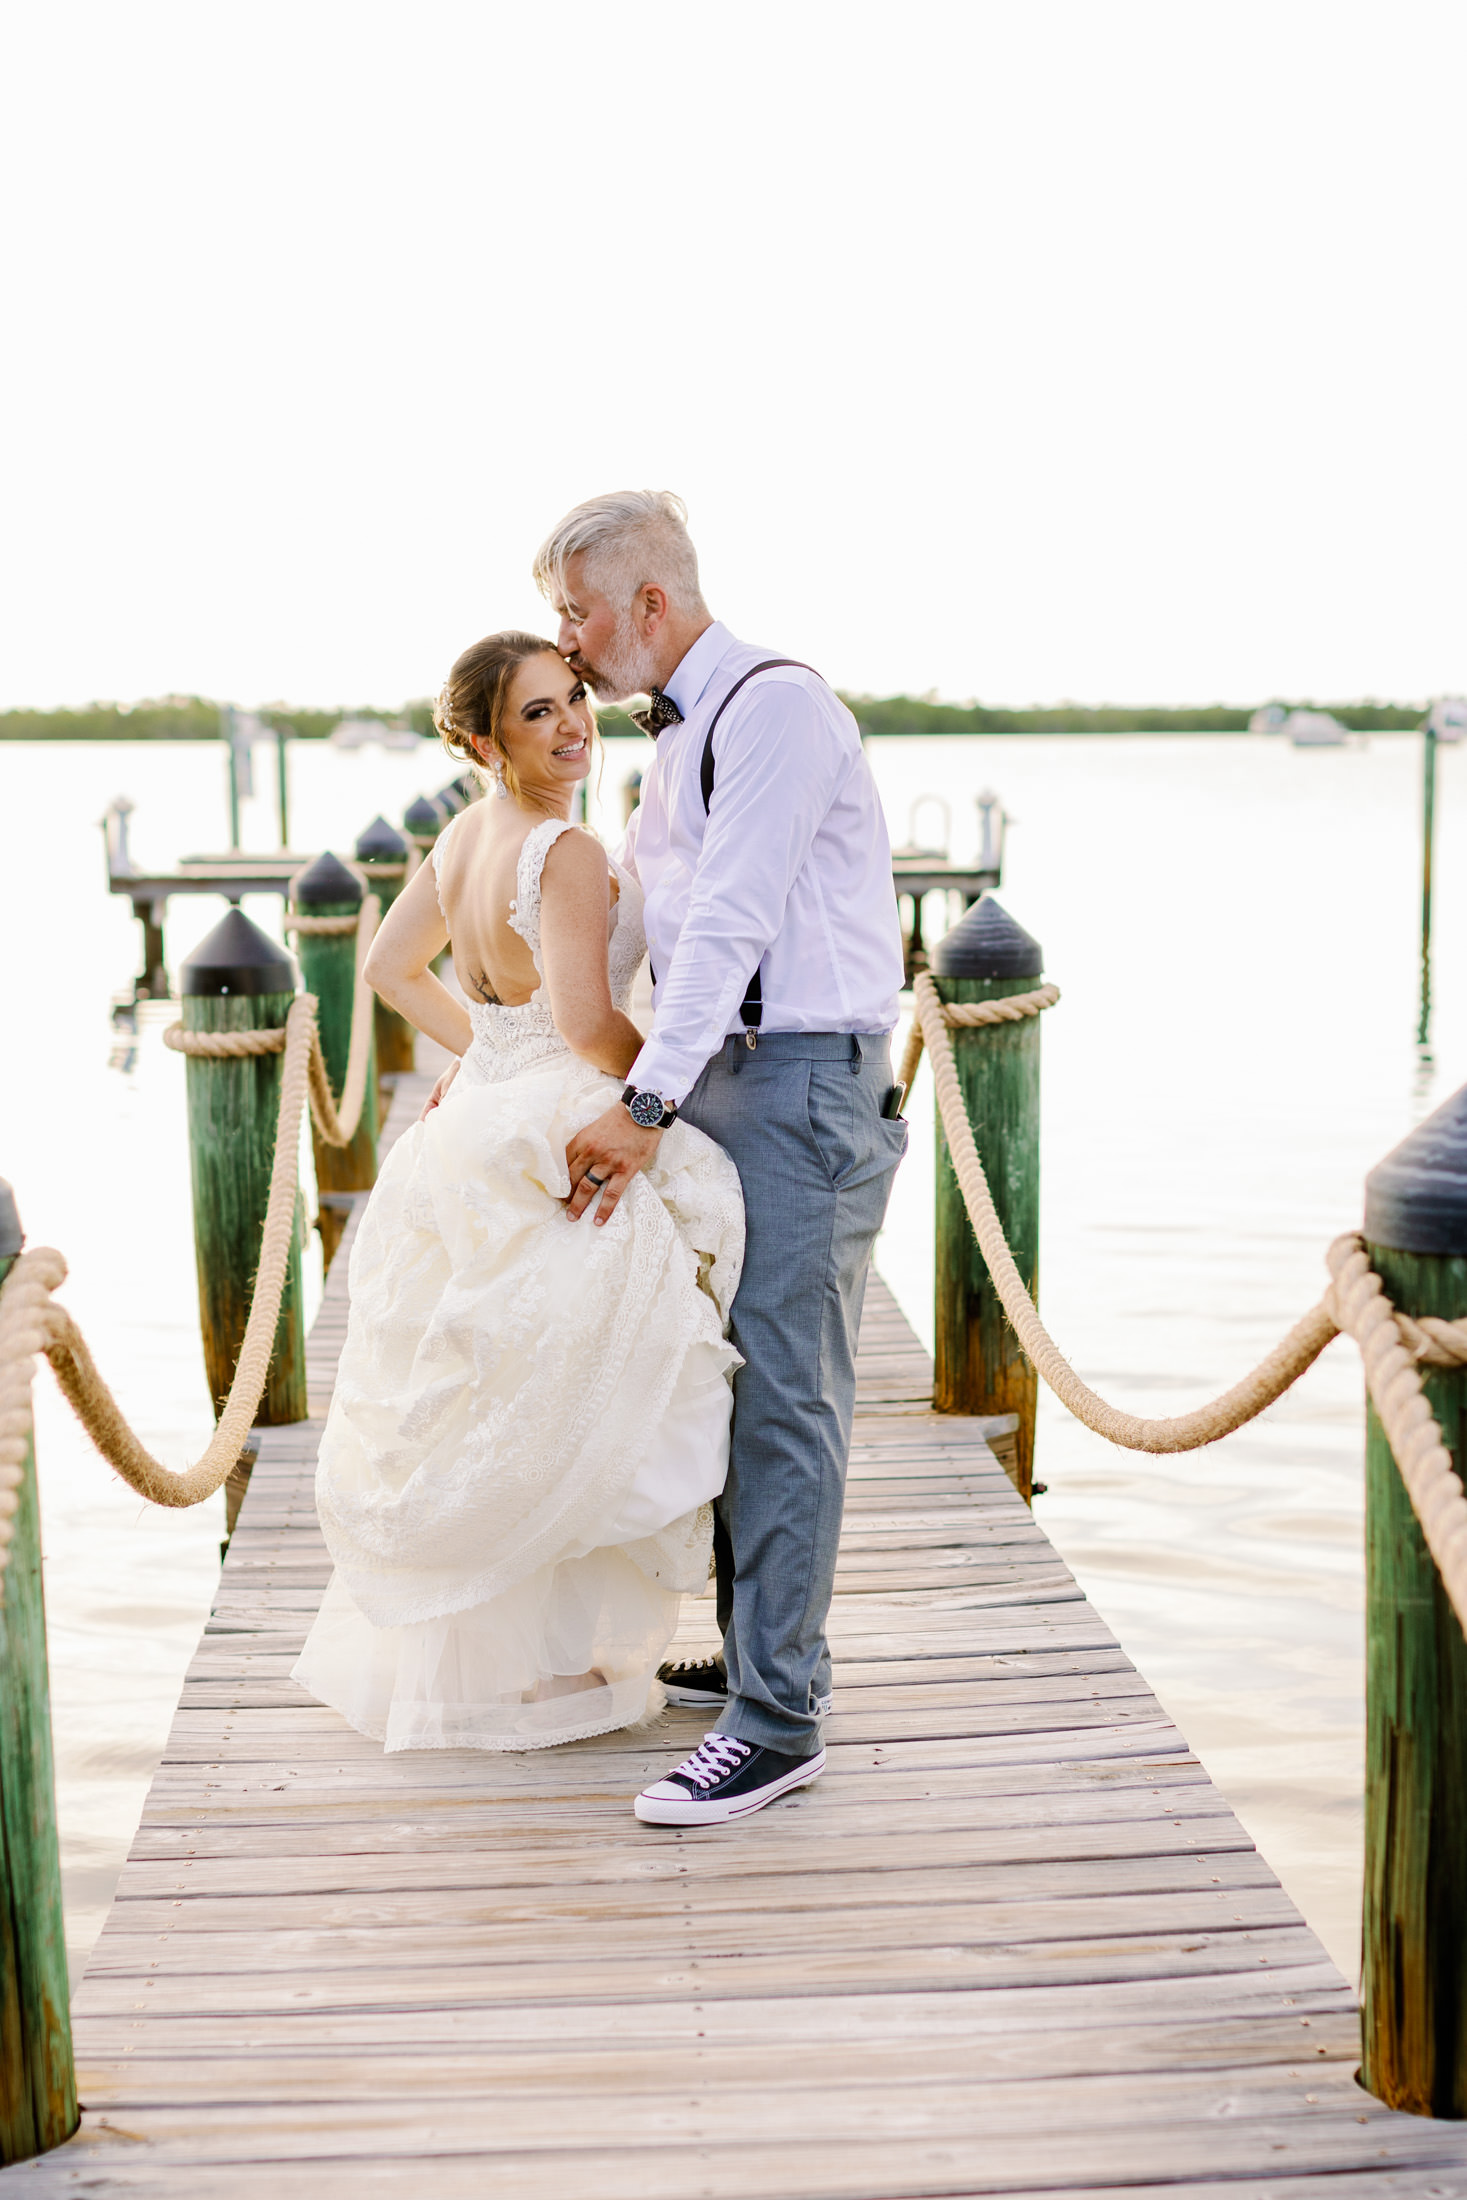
left=330, top=717, right=419, bottom=751
left=1284, top=709, right=1348, bottom=747
left=1425, top=696, right=1467, bottom=743
left=1249, top=703, right=1289, bottom=735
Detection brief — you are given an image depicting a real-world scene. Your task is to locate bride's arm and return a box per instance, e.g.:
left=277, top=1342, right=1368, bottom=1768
left=538, top=831, right=644, bottom=1080
left=362, top=861, right=474, bottom=1056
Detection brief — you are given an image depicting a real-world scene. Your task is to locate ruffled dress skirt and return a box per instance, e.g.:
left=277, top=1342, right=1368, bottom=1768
left=292, top=1046, right=744, bottom=1751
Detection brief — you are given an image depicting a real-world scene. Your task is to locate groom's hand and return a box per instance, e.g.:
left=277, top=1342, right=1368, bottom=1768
left=564, top=1104, right=663, bottom=1225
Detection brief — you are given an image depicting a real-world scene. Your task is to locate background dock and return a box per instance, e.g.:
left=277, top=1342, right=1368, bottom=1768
left=7, top=1078, right=1467, bottom=2197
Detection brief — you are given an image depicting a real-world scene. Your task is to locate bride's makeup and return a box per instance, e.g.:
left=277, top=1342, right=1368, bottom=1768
left=498, top=652, right=596, bottom=806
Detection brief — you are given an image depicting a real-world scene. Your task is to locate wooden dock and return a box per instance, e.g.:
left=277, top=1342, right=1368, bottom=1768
left=9, top=1077, right=1467, bottom=2197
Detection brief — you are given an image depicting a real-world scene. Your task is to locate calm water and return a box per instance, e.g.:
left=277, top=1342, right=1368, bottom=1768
left=0, top=729, right=1462, bottom=1982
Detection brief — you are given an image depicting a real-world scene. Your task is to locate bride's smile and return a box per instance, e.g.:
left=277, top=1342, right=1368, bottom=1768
left=496, top=653, right=595, bottom=807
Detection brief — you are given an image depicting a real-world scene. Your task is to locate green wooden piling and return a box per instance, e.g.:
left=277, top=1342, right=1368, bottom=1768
left=0, top=1180, right=77, bottom=2165
left=403, top=794, right=446, bottom=855
left=354, top=817, right=414, bottom=1085
left=931, top=897, right=1043, bottom=1501
left=293, top=852, right=378, bottom=1270
left=1422, top=717, right=1438, bottom=977
left=179, top=912, right=307, bottom=1426
left=1360, top=1080, right=1467, bottom=2117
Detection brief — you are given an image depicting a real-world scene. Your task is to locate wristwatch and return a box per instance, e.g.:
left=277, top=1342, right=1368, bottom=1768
left=621, top=1084, right=678, bottom=1130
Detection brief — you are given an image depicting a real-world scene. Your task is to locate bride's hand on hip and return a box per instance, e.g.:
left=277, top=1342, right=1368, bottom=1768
left=419, top=1059, right=461, bottom=1121
left=564, top=1104, right=663, bottom=1226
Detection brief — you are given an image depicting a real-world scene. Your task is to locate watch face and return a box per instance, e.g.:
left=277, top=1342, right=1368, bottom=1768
left=628, top=1090, right=664, bottom=1129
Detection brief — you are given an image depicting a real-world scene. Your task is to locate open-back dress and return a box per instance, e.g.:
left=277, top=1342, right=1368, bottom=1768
left=292, top=814, right=744, bottom=1750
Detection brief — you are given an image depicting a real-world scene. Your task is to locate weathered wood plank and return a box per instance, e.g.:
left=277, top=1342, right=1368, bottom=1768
left=112, top=1847, right=1275, bottom=1906
left=9, top=2103, right=1467, bottom=2199
left=58, top=1962, right=1359, bottom=2053
left=68, top=2015, right=1364, bottom=2104
left=102, top=1878, right=1298, bottom=1948
left=73, top=1927, right=1327, bottom=2015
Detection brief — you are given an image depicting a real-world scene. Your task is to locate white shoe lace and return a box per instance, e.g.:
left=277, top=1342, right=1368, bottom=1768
left=673, top=1733, right=750, bottom=1790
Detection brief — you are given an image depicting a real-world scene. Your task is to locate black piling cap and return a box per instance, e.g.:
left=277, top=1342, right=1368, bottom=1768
left=1364, top=1080, right=1467, bottom=1257
left=181, top=909, right=298, bottom=998
left=354, top=815, right=408, bottom=863
left=932, top=896, right=1043, bottom=979
left=435, top=781, right=468, bottom=817
left=293, top=850, right=363, bottom=907
left=0, top=1179, right=22, bottom=1261
left=404, top=795, right=445, bottom=837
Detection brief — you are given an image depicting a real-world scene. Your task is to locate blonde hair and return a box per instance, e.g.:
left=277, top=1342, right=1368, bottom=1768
left=532, top=489, right=708, bottom=617
left=432, top=631, right=580, bottom=807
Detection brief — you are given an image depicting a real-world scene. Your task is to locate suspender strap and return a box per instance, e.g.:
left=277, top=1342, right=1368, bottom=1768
left=699, top=659, right=821, bottom=1039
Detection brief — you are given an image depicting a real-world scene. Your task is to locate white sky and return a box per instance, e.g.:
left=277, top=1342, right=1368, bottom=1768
left=3, top=0, right=1464, bottom=711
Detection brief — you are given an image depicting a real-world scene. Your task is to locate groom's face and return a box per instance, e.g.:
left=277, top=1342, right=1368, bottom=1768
left=553, top=554, right=617, bottom=685
left=552, top=552, right=660, bottom=705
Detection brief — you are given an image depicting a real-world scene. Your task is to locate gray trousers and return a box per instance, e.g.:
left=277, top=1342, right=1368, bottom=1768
left=678, top=1031, right=909, bottom=1758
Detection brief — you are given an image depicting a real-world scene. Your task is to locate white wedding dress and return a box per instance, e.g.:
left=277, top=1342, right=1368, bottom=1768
left=293, top=814, right=745, bottom=1751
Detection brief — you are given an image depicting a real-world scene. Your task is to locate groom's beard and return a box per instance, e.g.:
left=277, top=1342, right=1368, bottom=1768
left=572, top=610, right=662, bottom=707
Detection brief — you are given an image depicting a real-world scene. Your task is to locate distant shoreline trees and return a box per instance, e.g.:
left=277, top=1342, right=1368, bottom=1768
left=0, top=694, right=1429, bottom=741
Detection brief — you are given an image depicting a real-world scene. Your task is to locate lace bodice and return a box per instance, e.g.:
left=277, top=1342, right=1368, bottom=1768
left=433, top=814, right=645, bottom=1085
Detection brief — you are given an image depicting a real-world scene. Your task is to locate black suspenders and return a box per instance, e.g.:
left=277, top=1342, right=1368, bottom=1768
left=697, top=659, right=820, bottom=1044
left=645, top=657, right=824, bottom=1047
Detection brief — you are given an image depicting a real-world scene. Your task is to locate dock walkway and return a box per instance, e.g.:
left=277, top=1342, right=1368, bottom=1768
left=10, top=1077, right=1467, bottom=2197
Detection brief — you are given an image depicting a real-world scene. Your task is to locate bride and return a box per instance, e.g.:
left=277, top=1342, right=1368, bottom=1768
left=292, top=630, right=744, bottom=1750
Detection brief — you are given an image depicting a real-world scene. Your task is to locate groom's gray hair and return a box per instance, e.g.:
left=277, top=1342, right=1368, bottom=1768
left=533, top=490, right=709, bottom=616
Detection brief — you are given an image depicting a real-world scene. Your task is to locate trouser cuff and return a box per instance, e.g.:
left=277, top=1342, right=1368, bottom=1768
left=714, top=1699, right=824, bottom=1760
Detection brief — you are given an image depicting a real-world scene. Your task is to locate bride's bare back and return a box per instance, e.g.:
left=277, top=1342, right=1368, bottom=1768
left=365, top=798, right=641, bottom=1086
left=432, top=800, right=550, bottom=1008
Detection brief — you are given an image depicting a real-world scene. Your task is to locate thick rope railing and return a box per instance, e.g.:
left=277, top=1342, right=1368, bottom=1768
left=0, top=896, right=385, bottom=1540
left=897, top=980, right=1060, bottom=1096
left=912, top=970, right=1467, bottom=1634
left=0, top=990, right=317, bottom=1516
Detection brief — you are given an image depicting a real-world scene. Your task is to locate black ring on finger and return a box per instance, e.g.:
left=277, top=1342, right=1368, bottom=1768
left=584, top=1170, right=608, bottom=1189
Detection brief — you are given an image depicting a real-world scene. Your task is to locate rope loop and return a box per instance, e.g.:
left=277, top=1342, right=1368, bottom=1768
left=0, top=895, right=386, bottom=1528
left=912, top=967, right=1467, bottom=1638
left=163, top=1024, right=286, bottom=1059
left=0, top=987, right=320, bottom=1517
left=897, top=975, right=1059, bottom=1096
left=284, top=912, right=358, bottom=936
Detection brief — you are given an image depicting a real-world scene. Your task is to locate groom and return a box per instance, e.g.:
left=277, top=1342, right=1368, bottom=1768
left=538, top=491, right=907, bottom=1826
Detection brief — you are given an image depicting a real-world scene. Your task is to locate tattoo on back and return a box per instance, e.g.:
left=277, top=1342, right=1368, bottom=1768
left=469, top=969, right=503, bottom=1005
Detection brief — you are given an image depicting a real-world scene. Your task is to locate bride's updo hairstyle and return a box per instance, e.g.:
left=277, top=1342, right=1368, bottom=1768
left=433, top=631, right=584, bottom=805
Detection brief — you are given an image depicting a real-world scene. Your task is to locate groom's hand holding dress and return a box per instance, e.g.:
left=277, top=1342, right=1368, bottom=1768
left=563, top=1108, right=662, bottom=1225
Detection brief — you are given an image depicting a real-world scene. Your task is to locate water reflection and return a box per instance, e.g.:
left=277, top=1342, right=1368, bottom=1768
left=1416, top=952, right=1435, bottom=1111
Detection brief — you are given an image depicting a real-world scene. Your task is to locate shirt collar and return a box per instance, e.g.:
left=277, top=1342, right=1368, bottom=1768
left=662, top=620, right=735, bottom=721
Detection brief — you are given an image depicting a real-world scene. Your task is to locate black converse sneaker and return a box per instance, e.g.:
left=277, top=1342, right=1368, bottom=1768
left=635, top=1733, right=826, bottom=1825
left=656, top=1653, right=729, bottom=1709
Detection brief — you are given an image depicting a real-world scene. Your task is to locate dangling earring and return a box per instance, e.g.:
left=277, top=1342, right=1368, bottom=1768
left=491, top=759, right=509, bottom=800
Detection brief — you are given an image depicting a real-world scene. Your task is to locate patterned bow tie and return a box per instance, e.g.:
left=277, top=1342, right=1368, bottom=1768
left=630, top=687, right=684, bottom=739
